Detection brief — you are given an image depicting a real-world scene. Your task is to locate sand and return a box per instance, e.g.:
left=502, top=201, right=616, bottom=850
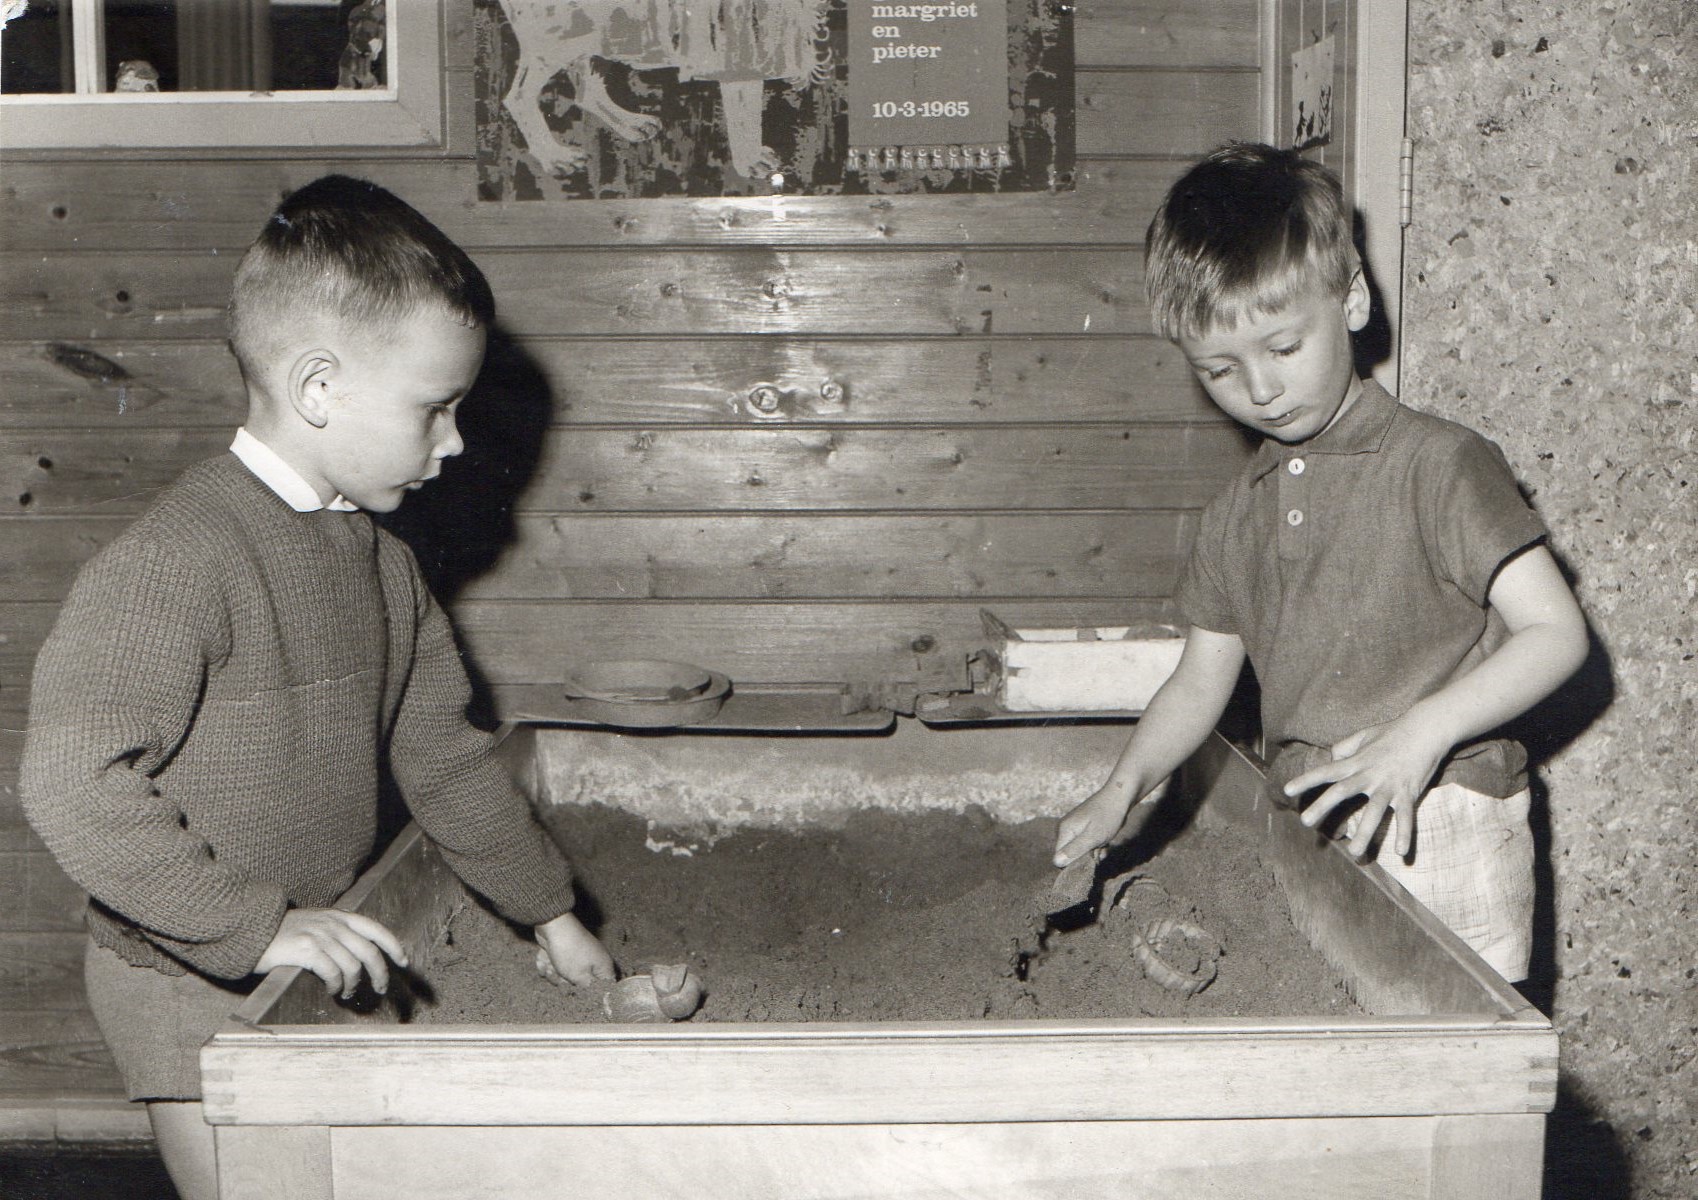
left=403, top=800, right=1356, bottom=1026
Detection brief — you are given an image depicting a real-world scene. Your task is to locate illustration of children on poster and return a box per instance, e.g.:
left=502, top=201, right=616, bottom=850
left=474, top=0, right=1073, bottom=199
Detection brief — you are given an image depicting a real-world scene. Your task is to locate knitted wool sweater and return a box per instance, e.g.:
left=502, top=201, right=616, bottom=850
left=22, top=454, right=575, bottom=979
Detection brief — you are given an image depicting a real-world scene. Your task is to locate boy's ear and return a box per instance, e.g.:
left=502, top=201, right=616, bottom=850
left=1343, top=269, right=1372, bottom=333
left=287, top=349, right=339, bottom=429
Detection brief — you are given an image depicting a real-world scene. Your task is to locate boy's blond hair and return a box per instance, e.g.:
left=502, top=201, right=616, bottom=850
left=1145, top=142, right=1358, bottom=341
left=228, top=174, right=495, bottom=380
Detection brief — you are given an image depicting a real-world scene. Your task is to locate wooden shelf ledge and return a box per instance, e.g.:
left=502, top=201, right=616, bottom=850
left=491, top=683, right=897, bottom=734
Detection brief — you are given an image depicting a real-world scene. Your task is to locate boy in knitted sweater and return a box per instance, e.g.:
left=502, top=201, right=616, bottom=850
left=21, top=176, right=615, bottom=1199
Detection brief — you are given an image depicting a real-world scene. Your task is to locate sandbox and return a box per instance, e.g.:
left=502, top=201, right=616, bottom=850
left=201, top=724, right=1555, bottom=1199
left=411, top=803, right=1356, bottom=1026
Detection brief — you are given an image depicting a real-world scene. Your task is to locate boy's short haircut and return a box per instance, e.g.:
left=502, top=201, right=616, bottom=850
left=1145, top=142, right=1358, bottom=341
left=229, top=174, right=495, bottom=376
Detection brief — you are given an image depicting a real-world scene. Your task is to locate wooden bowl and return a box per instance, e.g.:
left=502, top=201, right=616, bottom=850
left=562, top=660, right=730, bottom=728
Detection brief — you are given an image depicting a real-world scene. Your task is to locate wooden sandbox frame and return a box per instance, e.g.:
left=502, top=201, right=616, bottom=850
left=201, top=726, right=1556, bottom=1199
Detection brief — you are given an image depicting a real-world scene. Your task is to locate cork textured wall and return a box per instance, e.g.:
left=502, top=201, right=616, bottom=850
left=1403, top=3, right=1695, bottom=1196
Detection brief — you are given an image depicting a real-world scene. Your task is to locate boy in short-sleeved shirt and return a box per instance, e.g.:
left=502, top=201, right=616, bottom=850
left=1054, top=144, right=1588, bottom=985
left=1180, top=377, right=1549, bottom=800
left=22, top=176, right=617, bottom=1200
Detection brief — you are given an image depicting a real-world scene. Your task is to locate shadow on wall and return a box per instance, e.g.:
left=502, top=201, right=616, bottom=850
left=1545, top=1077, right=1634, bottom=1200
left=1505, top=598, right=1621, bottom=1196
left=1510, top=617, right=1615, bottom=776
left=1511, top=568, right=1615, bottom=1013
left=379, top=326, right=553, bottom=722
left=381, top=325, right=551, bottom=601
left=1351, top=210, right=1395, bottom=381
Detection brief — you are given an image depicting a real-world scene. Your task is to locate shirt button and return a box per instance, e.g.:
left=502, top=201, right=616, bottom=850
left=1286, top=508, right=1304, bottom=527
left=1288, top=458, right=1306, bottom=475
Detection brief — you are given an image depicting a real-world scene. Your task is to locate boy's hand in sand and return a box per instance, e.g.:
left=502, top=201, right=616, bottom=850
left=534, top=910, right=617, bottom=987
left=1054, top=777, right=1168, bottom=868
left=1054, top=785, right=1133, bottom=868
left=255, top=908, right=407, bottom=999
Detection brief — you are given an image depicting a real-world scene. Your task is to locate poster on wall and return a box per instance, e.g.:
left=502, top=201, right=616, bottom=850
left=473, top=0, right=1074, bottom=200
left=1289, top=31, right=1335, bottom=151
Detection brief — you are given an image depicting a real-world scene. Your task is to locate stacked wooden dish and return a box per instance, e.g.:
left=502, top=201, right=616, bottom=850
left=561, top=659, right=730, bottom=728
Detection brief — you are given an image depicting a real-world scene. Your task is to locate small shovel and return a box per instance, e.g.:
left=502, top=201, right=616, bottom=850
left=1043, top=782, right=1168, bottom=922
left=1041, top=848, right=1104, bottom=922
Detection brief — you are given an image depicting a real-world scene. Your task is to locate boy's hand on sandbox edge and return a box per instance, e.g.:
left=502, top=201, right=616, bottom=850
left=534, top=911, right=617, bottom=988
left=256, top=909, right=408, bottom=1000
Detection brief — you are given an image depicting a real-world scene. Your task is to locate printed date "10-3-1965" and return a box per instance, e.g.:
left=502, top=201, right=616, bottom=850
left=870, top=100, right=972, bottom=118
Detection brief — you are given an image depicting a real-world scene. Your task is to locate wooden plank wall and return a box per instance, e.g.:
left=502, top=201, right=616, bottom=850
left=0, top=0, right=1262, bottom=1111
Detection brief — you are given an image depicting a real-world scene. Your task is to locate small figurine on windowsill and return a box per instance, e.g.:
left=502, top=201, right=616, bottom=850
left=114, top=60, right=160, bottom=92
left=338, top=0, right=386, bottom=90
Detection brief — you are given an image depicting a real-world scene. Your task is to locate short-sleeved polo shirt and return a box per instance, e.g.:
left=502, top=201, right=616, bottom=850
left=1177, top=379, right=1549, bottom=797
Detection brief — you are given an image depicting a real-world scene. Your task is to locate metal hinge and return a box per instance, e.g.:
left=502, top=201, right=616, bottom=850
left=1399, top=137, right=1415, bottom=228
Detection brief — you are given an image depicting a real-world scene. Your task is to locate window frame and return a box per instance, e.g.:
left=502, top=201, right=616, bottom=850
left=1260, top=0, right=1409, bottom=394
left=0, top=1, right=445, bottom=152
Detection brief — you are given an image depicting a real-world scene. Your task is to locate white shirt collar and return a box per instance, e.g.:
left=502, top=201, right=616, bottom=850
left=230, top=428, right=359, bottom=512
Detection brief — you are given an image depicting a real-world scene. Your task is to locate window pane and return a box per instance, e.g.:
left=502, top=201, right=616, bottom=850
left=276, top=0, right=383, bottom=91
left=1, top=1, right=70, bottom=94
left=106, top=1, right=177, bottom=92
left=1, top=0, right=384, bottom=94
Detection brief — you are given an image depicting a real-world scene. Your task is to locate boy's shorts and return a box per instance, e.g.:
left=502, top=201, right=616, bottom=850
left=1346, top=783, right=1534, bottom=983
left=84, top=939, right=257, bottom=1101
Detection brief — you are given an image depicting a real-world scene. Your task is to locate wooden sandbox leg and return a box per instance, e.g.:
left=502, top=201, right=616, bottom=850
left=216, top=1124, right=331, bottom=1199
left=1429, top=1113, right=1546, bottom=1200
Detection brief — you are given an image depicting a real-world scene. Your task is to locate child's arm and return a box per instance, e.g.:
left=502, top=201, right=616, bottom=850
left=386, top=563, right=576, bottom=903
left=1286, top=543, right=1587, bottom=858
left=383, top=544, right=614, bottom=984
left=1053, top=626, right=1246, bottom=867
